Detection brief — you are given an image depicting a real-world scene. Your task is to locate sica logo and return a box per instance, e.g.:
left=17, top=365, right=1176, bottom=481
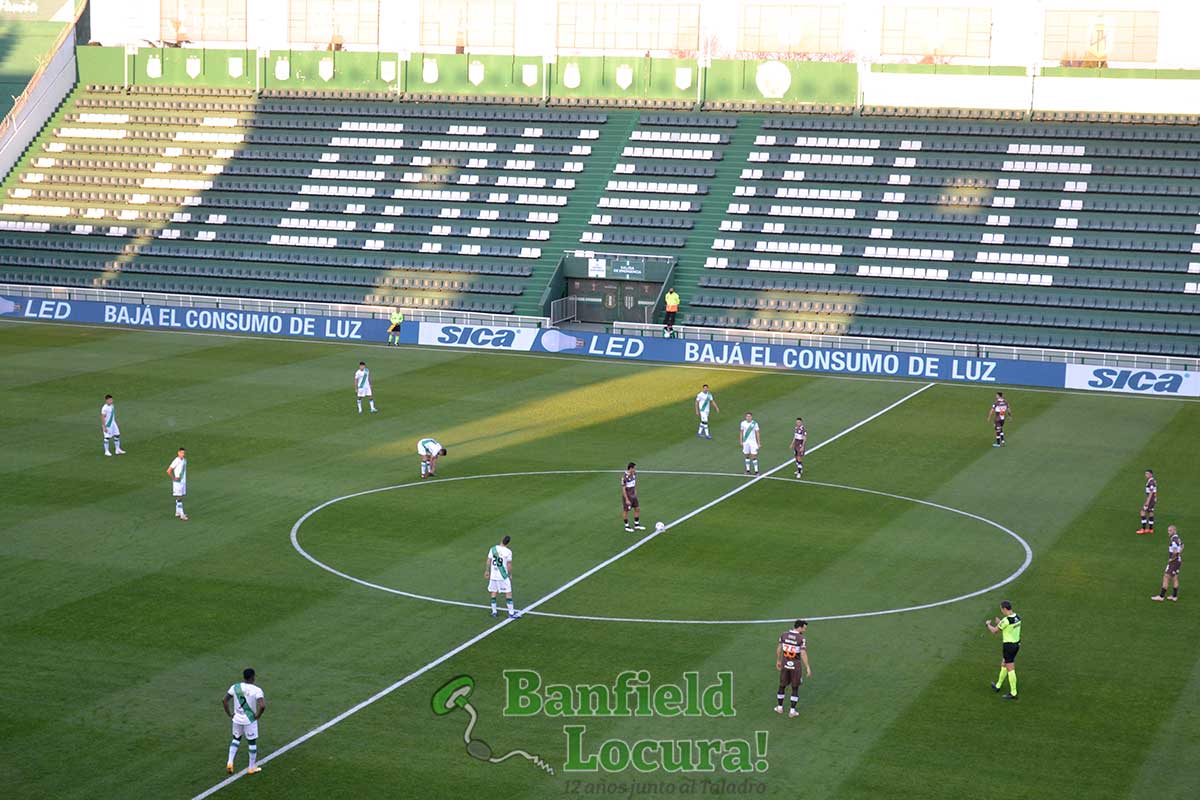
left=1087, top=368, right=1190, bottom=394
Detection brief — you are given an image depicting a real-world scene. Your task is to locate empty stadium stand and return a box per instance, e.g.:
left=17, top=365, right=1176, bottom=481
left=2, top=83, right=1198, bottom=354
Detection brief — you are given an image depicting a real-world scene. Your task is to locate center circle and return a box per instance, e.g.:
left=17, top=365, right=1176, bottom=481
left=291, top=470, right=1032, bottom=625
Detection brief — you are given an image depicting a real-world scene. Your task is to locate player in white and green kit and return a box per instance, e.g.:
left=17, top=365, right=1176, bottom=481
left=354, top=361, right=377, bottom=414
left=695, top=383, right=719, bottom=439
left=417, top=437, right=447, bottom=478
left=740, top=413, right=761, bottom=475
left=485, top=535, right=516, bottom=618
left=166, top=447, right=188, bottom=520
left=222, top=667, right=266, bottom=775
left=100, top=394, right=125, bottom=456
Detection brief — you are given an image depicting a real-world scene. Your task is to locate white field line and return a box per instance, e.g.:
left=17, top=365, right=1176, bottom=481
left=293, top=472, right=1032, bottom=625
left=193, top=382, right=933, bottom=798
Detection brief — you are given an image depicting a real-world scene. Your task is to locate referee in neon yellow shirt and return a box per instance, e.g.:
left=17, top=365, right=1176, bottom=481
left=986, top=600, right=1021, bottom=700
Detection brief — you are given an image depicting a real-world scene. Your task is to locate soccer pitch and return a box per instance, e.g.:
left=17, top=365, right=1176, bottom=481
left=2, top=321, right=1198, bottom=800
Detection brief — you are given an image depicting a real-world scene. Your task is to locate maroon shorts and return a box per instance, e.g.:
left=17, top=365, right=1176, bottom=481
left=623, top=492, right=639, bottom=511
left=779, top=665, right=803, bottom=690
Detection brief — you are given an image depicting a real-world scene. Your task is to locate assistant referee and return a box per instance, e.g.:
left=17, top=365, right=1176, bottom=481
left=985, top=600, right=1021, bottom=700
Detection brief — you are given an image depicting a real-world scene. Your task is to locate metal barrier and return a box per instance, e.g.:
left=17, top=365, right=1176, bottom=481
left=611, top=321, right=1200, bottom=372
left=549, top=296, right=578, bottom=325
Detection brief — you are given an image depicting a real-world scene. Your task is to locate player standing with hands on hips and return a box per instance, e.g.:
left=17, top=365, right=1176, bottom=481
left=774, top=620, right=811, bottom=718
left=222, top=668, right=265, bottom=775
left=166, top=447, right=188, bottom=521
left=101, top=394, right=125, bottom=456
left=355, top=361, right=377, bottom=414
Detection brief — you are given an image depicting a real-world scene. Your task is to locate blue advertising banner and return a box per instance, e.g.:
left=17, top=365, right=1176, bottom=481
left=404, top=321, right=1069, bottom=388
left=1, top=294, right=392, bottom=342
left=7, top=295, right=1194, bottom=396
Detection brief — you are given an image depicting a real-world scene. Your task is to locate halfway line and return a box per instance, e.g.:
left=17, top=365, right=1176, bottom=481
left=190, top=382, right=935, bottom=799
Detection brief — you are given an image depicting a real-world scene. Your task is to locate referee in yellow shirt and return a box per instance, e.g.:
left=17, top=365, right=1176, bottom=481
left=986, top=600, right=1021, bottom=700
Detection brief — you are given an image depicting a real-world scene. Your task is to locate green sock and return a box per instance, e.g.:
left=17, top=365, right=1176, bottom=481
left=995, top=668, right=1006, bottom=689
left=1007, top=670, right=1017, bottom=695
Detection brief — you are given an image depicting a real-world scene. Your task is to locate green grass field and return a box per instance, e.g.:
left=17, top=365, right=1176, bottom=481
left=2, top=320, right=1199, bottom=800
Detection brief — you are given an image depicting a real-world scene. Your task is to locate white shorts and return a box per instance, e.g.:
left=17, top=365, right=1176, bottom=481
left=104, top=424, right=120, bottom=437
left=698, top=412, right=709, bottom=423
left=231, top=720, right=259, bottom=740
left=356, top=387, right=372, bottom=398
left=488, top=577, right=511, bottom=594
left=742, top=441, right=759, bottom=456
left=173, top=481, right=186, bottom=497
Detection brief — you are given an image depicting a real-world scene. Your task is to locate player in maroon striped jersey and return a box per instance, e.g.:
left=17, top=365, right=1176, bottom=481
left=987, top=392, right=1010, bottom=447
left=1138, top=470, right=1157, bottom=535
left=1151, top=525, right=1183, bottom=601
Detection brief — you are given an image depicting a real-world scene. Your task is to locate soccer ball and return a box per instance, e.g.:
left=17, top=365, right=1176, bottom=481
left=655, top=521, right=666, bottom=532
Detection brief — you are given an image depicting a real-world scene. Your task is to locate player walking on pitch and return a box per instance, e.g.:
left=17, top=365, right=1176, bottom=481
left=986, top=600, right=1021, bottom=700
left=222, top=668, right=266, bottom=774
left=740, top=413, right=761, bottom=476
left=987, top=392, right=1010, bottom=447
left=101, top=394, right=125, bottom=456
left=695, top=383, right=719, bottom=439
left=166, top=447, right=188, bottom=521
left=774, top=620, right=811, bottom=718
left=1151, top=525, right=1183, bottom=601
left=1138, top=469, right=1157, bottom=535
left=621, top=462, right=645, bottom=532
left=486, top=535, right=516, bottom=618
left=417, top=437, right=447, bottom=478
left=791, top=417, right=807, bottom=478
left=354, top=361, right=377, bottom=414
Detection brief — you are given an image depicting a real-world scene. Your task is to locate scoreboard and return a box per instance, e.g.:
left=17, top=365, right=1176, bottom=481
left=567, top=278, right=662, bottom=323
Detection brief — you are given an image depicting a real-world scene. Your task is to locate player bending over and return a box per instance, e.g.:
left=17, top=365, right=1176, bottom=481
left=695, top=383, right=719, bottom=439
left=1151, top=525, right=1183, bottom=602
left=354, top=361, right=377, bottom=414
left=166, top=447, right=188, bottom=521
left=621, top=462, right=645, bottom=533
left=101, top=394, right=125, bottom=456
left=223, top=668, right=266, bottom=775
left=486, top=535, right=516, bottom=618
left=740, top=413, right=761, bottom=476
left=987, top=392, right=1010, bottom=447
left=791, top=417, right=807, bottom=478
left=1138, top=469, right=1157, bottom=535
left=418, top=437, right=447, bottom=478
left=774, top=620, right=811, bottom=718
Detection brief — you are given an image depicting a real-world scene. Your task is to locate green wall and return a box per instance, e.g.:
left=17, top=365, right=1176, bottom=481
left=706, top=60, right=857, bottom=104
left=408, top=53, right=544, bottom=97
left=1, top=20, right=69, bottom=117
left=71, top=46, right=862, bottom=105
